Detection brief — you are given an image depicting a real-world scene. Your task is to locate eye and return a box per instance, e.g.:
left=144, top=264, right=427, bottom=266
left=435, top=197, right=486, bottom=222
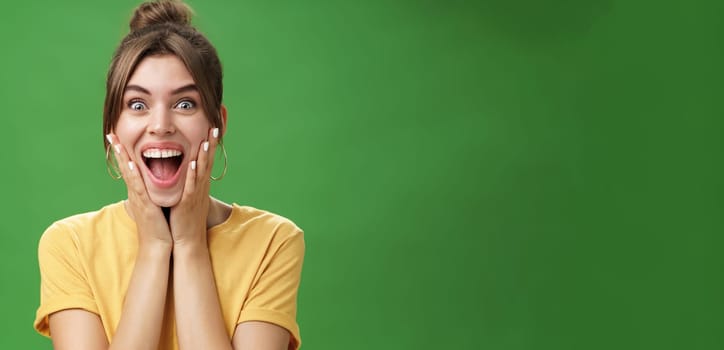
left=128, top=100, right=147, bottom=111
left=175, top=100, right=195, bottom=110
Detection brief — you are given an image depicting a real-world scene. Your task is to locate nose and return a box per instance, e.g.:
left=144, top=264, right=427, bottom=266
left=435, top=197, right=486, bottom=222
left=147, top=108, right=175, bottom=135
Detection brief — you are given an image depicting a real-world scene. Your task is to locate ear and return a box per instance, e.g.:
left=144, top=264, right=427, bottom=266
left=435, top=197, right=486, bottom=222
left=219, top=104, right=228, bottom=137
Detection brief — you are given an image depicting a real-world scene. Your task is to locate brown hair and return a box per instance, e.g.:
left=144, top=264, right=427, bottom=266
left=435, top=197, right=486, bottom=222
left=103, top=0, right=223, bottom=148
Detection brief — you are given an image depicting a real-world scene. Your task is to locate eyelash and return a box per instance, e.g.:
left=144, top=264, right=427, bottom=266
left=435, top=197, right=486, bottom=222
left=128, top=99, right=146, bottom=111
left=175, top=99, right=195, bottom=110
left=125, top=99, right=197, bottom=111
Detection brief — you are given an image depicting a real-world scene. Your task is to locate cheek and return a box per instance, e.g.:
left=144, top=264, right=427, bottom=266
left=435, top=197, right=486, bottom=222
left=115, top=115, right=145, bottom=136
left=170, top=119, right=208, bottom=161
left=114, top=117, right=145, bottom=153
left=181, top=119, right=212, bottom=143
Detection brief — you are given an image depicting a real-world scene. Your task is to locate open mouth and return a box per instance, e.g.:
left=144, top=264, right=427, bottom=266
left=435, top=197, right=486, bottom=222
left=142, top=148, right=184, bottom=183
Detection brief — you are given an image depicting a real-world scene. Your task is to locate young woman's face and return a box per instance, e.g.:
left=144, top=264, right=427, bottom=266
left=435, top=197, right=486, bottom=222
left=114, top=54, right=211, bottom=207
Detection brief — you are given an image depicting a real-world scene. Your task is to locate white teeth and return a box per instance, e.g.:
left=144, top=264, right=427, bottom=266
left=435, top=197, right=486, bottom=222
left=142, top=148, right=183, bottom=159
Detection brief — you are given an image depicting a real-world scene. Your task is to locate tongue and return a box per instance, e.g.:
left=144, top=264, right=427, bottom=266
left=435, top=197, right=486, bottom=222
left=148, top=158, right=178, bottom=180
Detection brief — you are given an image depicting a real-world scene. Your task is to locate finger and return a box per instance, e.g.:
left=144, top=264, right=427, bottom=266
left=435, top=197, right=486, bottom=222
left=107, top=133, right=146, bottom=197
left=183, top=159, right=197, bottom=198
left=205, top=127, right=220, bottom=174
left=105, top=134, right=123, bottom=175
left=196, top=139, right=211, bottom=179
left=196, top=127, right=219, bottom=179
left=193, top=138, right=211, bottom=194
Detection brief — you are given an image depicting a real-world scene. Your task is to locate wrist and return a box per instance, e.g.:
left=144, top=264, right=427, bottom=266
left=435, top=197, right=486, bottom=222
left=173, top=237, right=209, bottom=260
left=137, top=240, right=173, bottom=260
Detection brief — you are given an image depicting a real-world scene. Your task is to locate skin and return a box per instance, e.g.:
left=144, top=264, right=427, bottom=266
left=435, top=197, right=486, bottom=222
left=48, top=55, right=291, bottom=350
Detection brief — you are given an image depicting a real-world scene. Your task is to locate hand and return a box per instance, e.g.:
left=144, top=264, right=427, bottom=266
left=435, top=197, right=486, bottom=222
left=169, top=127, right=220, bottom=246
left=107, top=134, right=172, bottom=249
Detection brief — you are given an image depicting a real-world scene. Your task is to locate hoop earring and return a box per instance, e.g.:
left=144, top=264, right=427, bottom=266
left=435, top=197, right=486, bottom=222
left=211, top=142, right=228, bottom=181
left=105, top=144, right=122, bottom=180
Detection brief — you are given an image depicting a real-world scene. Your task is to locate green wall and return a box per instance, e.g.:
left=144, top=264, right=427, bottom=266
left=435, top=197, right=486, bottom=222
left=1, top=0, right=721, bottom=348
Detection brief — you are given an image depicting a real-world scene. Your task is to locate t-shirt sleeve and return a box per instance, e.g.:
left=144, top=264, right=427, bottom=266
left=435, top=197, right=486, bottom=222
left=237, top=225, right=305, bottom=350
left=34, top=221, right=98, bottom=337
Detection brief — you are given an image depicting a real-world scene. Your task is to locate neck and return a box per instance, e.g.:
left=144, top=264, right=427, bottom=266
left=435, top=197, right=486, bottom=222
left=162, top=206, right=171, bottom=223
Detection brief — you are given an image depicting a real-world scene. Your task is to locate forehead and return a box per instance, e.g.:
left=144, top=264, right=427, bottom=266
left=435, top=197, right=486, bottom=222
left=126, top=54, right=196, bottom=93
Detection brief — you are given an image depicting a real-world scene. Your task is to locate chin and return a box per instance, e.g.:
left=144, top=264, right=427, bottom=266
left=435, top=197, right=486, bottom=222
left=139, top=168, right=185, bottom=207
left=148, top=192, right=182, bottom=208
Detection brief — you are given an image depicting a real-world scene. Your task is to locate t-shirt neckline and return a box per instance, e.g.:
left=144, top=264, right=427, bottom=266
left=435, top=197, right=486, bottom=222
left=113, top=200, right=244, bottom=234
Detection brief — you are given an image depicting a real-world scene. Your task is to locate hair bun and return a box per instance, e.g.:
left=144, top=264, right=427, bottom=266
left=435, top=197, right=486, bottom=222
left=130, top=0, right=193, bottom=32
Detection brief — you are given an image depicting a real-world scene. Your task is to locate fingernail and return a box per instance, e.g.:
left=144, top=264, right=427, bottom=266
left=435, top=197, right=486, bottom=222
left=212, top=128, right=219, bottom=138
left=106, top=134, right=113, bottom=144
left=191, top=160, right=197, bottom=170
left=114, top=145, right=121, bottom=154
left=203, top=141, right=209, bottom=152
left=128, top=162, right=134, bottom=171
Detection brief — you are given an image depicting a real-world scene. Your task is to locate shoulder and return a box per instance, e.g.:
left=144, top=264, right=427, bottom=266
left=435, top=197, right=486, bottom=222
left=210, top=204, right=304, bottom=254
left=217, top=204, right=303, bottom=239
left=39, top=201, right=127, bottom=248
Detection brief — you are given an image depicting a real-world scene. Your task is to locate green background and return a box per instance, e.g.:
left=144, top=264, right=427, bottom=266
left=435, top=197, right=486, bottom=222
left=1, top=0, right=721, bottom=348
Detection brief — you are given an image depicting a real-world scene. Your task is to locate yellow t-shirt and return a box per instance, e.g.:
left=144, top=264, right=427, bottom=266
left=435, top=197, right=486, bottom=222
left=34, top=201, right=304, bottom=349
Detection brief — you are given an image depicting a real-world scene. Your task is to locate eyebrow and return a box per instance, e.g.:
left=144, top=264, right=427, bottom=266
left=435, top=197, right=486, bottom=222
left=124, top=84, right=198, bottom=95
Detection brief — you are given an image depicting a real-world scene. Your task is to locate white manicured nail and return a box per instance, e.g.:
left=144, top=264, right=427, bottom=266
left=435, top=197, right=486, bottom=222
left=106, top=134, right=113, bottom=144
left=191, top=160, right=197, bottom=170
left=203, top=141, right=209, bottom=152
left=128, top=162, right=134, bottom=171
left=114, top=145, right=121, bottom=154
left=212, top=128, right=219, bottom=138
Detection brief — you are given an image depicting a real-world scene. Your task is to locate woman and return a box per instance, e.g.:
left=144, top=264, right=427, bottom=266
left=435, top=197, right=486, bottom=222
left=33, top=1, right=304, bottom=349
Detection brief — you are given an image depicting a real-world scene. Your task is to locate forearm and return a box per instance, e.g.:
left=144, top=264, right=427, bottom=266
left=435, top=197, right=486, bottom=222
left=109, top=242, right=172, bottom=350
left=173, top=239, right=232, bottom=350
